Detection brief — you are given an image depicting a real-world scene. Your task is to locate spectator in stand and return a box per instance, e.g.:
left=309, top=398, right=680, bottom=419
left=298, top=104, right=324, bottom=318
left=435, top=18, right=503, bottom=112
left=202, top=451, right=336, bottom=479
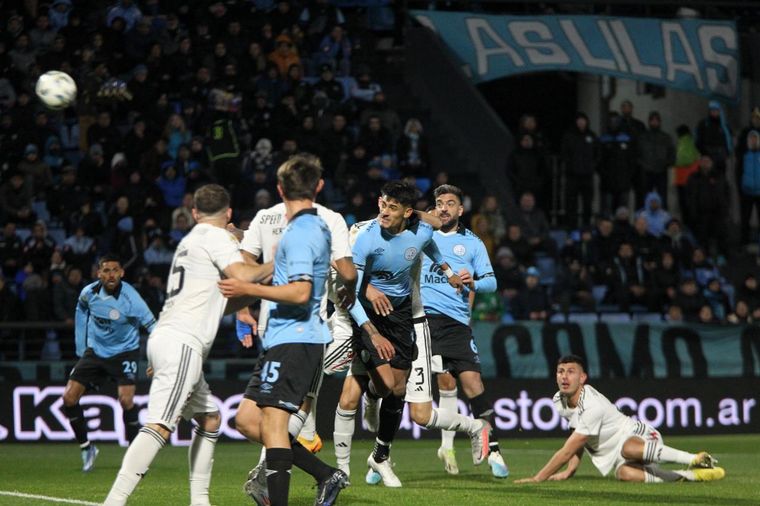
left=660, top=218, right=693, bottom=269
left=472, top=194, right=507, bottom=257
left=509, top=134, right=547, bottom=210
left=0, top=272, right=21, bottom=358
left=107, top=0, right=143, bottom=31
left=296, top=115, right=322, bottom=156
left=561, top=112, right=598, bottom=229
left=313, top=63, right=344, bottom=103
left=359, top=115, right=392, bottom=159
left=299, top=0, right=346, bottom=46
left=599, top=113, right=637, bottom=216
left=169, top=213, right=192, bottom=244
left=651, top=250, right=680, bottom=310
left=630, top=215, right=661, bottom=265
left=87, top=111, right=122, bottom=162
left=350, top=68, right=382, bottom=106
left=493, top=246, right=523, bottom=301
left=68, top=200, right=104, bottom=239
left=739, top=129, right=760, bottom=244
left=142, top=227, right=173, bottom=274
left=320, top=114, right=353, bottom=177
left=703, top=277, right=730, bottom=322
left=686, top=248, right=722, bottom=289
left=512, top=266, right=550, bottom=320
left=52, top=266, right=83, bottom=326
left=698, top=304, right=720, bottom=324
left=501, top=224, right=534, bottom=268
left=556, top=256, right=594, bottom=312
left=317, top=25, right=351, bottom=76
left=269, top=34, right=301, bottom=78
left=78, top=144, right=110, bottom=203
left=604, top=241, right=651, bottom=311
left=611, top=206, right=634, bottom=244
left=342, top=191, right=373, bottom=226
left=514, top=191, right=555, bottom=256
left=397, top=118, right=429, bottom=178
left=0, top=222, right=23, bottom=279
left=695, top=101, right=733, bottom=174
left=0, top=172, right=36, bottom=226
left=727, top=300, right=752, bottom=324
left=163, top=114, right=191, bottom=160
left=62, top=226, right=97, bottom=273
left=636, top=192, right=671, bottom=238
left=619, top=100, right=646, bottom=139
left=591, top=217, right=617, bottom=279
left=360, top=91, right=402, bottom=142
left=737, top=274, right=760, bottom=315
left=562, top=226, right=597, bottom=272
left=23, top=221, right=57, bottom=274
left=686, top=155, right=730, bottom=257
left=517, top=113, right=548, bottom=152
left=735, top=106, right=760, bottom=183
left=637, top=111, right=675, bottom=208
left=18, top=144, right=53, bottom=197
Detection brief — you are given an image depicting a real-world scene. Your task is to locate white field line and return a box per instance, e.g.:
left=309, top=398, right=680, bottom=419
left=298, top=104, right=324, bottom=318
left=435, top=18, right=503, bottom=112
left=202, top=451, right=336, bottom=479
left=0, top=490, right=101, bottom=505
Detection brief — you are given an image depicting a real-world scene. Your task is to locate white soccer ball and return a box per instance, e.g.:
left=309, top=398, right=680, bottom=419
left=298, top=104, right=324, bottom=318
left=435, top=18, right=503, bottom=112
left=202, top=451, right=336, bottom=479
left=35, top=70, right=77, bottom=110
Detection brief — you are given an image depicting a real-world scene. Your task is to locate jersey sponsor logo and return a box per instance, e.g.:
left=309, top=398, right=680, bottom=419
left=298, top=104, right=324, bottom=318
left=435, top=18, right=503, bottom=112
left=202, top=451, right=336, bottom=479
left=372, top=270, right=393, bottom=281
left=373, top=247, right=385, bottom=255
left=404, top=247, right=418, bottom=261
left=453, top=244, right=466, bottom=256
left=259, top=214, right=284, bottom=225
left=424, top=263, right=448, bottom=284
left=109, top=309, right=120, bottom=320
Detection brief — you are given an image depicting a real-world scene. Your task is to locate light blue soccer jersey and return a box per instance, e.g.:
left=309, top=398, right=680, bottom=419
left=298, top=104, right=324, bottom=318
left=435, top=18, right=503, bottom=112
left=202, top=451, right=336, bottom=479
left=262, top=208, right=332, bottom=350
left=421, top=226, right=497, bottom=325
left=75, top=281, right=156, bottom=358
left=349, top=217, right=443, bottom=326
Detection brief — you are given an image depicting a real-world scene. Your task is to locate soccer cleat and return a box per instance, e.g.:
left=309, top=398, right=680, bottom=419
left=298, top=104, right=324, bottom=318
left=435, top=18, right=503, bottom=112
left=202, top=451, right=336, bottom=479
left=366, top=455, right=401, bottom=488
left=689, top=451, right=717, bottom=469
left=365, top=467, right=381, bottom=485
left=314, top=469, right=349, bottom=506
left=362, top=394, right=379, bottom=433
left=81, top=444, right=99, bottom=472
left=469, top=419, right=491, bottom=466
left=437, top=447, right=459, bottom=475
left=243, top=462, right=270, bottom=506
left=488, top=451, right=509, bottom=478
left=298, top=432, right=324, bottom=454
left=692, top=467, right=726, bottom=482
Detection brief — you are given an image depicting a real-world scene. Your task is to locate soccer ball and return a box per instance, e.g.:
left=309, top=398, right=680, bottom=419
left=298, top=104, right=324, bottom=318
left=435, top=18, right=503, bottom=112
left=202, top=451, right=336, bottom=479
left=35, top=71, right=77, bottom=110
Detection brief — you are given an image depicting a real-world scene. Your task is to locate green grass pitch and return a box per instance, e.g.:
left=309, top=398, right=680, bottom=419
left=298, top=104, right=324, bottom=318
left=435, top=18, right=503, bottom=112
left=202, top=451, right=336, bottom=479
left=0, top=435, right=758, bottom=505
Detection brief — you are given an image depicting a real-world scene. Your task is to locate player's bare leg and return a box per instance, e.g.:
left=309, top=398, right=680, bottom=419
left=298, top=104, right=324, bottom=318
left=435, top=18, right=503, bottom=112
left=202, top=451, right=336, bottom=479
left=619, top=436, right=724, bottom=482
left=457, top=370, right=507, bottom=475
left=189, top=411, right=221, bottom=506
left=118, top=384, right=140, bottom=443
left=366, top=366, right=408, bottom=487
left=62, top=379, right=99, bottom=471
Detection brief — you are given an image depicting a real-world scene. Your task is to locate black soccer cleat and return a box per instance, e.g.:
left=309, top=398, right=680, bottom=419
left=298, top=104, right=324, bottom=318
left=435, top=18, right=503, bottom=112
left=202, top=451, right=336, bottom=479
left=314, top=469, right=349, bottom=506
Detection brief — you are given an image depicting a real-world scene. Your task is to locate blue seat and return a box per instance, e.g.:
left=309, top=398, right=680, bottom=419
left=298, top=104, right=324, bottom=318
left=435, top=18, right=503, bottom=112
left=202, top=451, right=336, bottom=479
left=567, top=312, right=598, bottom=323
left=549, top=229, right=568, bottom=248
left=535, top=256, right=556, bottom=286
left=31, top=201, right=50, bottom=222
left=48, top=227, right=66, bottom=246
left=633, top=312, right=664, bottom=323
left=592, top=285, right=608, bottom=304
left=549, top=313, right=566, bottom=323
left=599, top=312, right=631, bottom=323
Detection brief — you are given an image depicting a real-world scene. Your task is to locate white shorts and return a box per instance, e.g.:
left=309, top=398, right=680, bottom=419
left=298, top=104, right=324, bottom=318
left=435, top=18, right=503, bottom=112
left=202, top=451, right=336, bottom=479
left=404, top=318, right=433, bottom=404
left=145, top=335, right=218, bottom=432
left=593, top=421, right=662, bottom=476
left=322, top=309, right=355, bottom=376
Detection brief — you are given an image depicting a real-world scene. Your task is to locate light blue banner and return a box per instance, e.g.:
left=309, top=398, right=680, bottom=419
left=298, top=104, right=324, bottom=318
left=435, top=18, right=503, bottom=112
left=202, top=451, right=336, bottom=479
left=412, top=11, right=740, bottom=101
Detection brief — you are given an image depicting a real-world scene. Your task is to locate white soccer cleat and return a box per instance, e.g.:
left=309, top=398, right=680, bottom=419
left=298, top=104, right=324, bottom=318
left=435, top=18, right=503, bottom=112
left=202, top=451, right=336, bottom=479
left=362, top=394, right=379, bottom=433
left=437, top=447, right=459, bottom=475
left=488, top=451, right=509, bottom=478
left=469, top=419, right=491, bottom=466
left=243, top=462, right=270, bottom=505
left=81, top=444, right=99, bottom=472
left=365, top=467, right=382, bottom=485
left=366, top=455, right=401, bottom=487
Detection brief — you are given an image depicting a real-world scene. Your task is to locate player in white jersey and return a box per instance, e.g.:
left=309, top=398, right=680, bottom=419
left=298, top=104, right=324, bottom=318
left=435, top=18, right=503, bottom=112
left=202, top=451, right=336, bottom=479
left=515, top=355, right=725, bottom=485
left=104, top=185, right=272, bottom=506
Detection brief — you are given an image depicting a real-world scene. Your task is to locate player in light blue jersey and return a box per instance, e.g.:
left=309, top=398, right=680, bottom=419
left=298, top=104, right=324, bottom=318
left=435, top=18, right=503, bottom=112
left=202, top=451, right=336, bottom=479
left=422, top=184, right=509, bottom=478
left=62, top=253, right=156, bottom=471
left=219, top=155, right=349, bottom=506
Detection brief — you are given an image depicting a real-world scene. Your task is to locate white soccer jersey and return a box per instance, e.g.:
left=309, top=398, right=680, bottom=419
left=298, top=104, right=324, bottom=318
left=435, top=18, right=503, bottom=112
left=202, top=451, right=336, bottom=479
left=241, top=202, right=351, bottom=333
left=153, top=223, right=244, bottom=356
left=554, top=385, right=637, bottom=475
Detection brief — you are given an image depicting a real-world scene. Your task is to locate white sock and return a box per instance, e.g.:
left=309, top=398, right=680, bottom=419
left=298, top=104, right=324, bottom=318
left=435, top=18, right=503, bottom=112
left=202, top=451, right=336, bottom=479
left=438, top=389, right=458, bottom=450
left=367, top=381, right=380, bottom=398
left=657, top=445, right=695, bottom=466
left=425, top=407, right=480, bottom=434
left=299, top=398, right=318, bottom=441
left=644, top=465, right=692, bottom=483
left=188, top=427, right=219, bottom=506
left=257, top=447, right=266, bottom=466
left=334, top=406, right=356, bottom=468
left=288, top=409, right=308, bottom=439
left=104, top=427, right=166, bottom=505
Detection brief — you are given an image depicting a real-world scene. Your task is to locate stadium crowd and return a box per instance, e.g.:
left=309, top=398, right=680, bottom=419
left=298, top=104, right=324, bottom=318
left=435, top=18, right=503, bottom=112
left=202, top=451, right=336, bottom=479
left=0, top=1, right=759, bottom=360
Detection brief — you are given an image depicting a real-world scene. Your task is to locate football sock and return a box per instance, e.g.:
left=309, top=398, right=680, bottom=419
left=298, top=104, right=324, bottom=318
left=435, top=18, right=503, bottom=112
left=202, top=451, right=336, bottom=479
left=104, top=426, right=166, bottom=505
left=299, top=398, right=318, bottom=441
left=644, top=465, right=691, bottom=483
left=188, top=427, right=219, bottom=506
left=266, top=447, right=293, bottom=506
left=123, top=405, right=140, bottom=443
left=291, top=441, right=333, bottom=482
left=63, top=403, right=89, bottom=446
left=425, top=407, right=481, bottom=433
left=656, top=445, right=695, bottom=466
left=374, top=394, right=404, bottom=462
left=470, top=393, right=500, bottom=452
left=288, top=409, right=308, bottom=439
left=334, top=406, right=357, bottom=468
left=373, top=438, right=391, bottom=463
left=438, top=389, right=458, bottom=450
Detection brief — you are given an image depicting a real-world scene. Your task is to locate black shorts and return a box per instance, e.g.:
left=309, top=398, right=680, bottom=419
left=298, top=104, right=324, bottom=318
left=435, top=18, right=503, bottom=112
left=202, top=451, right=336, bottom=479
left=356, top=297, right=417, bottom=371
left=69, top=348, right=140, bottom=390
left=428, top=314, right=481, bottom=374
left=244, top=343, right=324, bottom=413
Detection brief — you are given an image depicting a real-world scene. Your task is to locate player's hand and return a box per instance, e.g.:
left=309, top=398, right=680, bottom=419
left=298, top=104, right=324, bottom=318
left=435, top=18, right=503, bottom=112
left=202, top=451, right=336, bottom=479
left=366, top=284, right=393, bottom=316
left=336, top=286, right=356, bottom=310
left=226, top=223, right=244, bottom=241
left=236, top=318, right=254, bottom=348
left=514, top=477, right=540, bottom=484
left=146, top=366, right=154, bottom=378
left=458, top=268, right=475, bottom=289
left=447, top=273, right=465, bottom=293
left=547, top=472, right=569, bottom=481
left=370, top=333, right=395, bottom=361
left=218, top=278, right=252, bottom=298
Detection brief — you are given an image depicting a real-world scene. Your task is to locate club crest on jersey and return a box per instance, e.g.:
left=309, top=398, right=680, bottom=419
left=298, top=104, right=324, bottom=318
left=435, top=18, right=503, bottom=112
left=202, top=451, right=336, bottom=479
left=453, top=244, right=466, bottom=256
left=404, top=247, right=418, bottom=261
left=109, top=309, right=120, bottom=320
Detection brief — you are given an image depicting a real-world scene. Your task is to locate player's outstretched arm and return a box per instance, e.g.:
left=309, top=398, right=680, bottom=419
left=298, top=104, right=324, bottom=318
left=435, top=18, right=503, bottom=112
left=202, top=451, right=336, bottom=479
left=415, top=209, right=442, bottom=230
left=548, top=449, right=583, bottom=481
left=219, top=278, right=313, bottom=305
left=515, top=432, right=587, bottom=483
left=224, top=261, right=273, bottom=284
left=333, top=256, right=357, bottom=309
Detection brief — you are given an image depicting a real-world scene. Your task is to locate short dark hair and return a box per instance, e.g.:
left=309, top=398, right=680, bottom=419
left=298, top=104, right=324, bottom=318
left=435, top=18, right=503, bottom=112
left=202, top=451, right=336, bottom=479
left=433, top=184, right=463, bottom=203
left=381, top=181, right=417, bottom=208
left=276, top=154, right=323, bottom=200
left=193, top=184, right=230, bottom=215
left=98, top=253, right=121, bottom=266
left=557, top=354, right=586, bottom=372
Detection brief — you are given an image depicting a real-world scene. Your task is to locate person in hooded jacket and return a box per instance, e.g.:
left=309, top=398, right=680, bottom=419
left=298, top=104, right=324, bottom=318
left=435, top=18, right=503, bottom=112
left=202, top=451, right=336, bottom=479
left=509, top=133, right=548, bottom=211
left=739, top=130, right=760, bottom=244
left=561, top=112, right=599, bottom=229
left=599, top=113, right=637, bottom=216
left=636, top=191, right=671, bottom=238
left=695, top=101, right=733, bottom=174
left=637, top=111, right=675, bottom=209
left=686, top=155, right=729, bottom=256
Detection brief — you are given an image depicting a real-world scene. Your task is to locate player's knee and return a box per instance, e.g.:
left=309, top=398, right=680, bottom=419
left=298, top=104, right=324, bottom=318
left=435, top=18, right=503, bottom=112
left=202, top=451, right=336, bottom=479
left=339, top=391, right=360, bottom=411
left=620, top=437, right=644, bottom=461
left=196, top=411, right=221, bottom=432
left=391, top=384, right=406, bottom=398
left=615, top=465, right=640, bottom=482
left=235, top=410, right=260, bottom=440
left=409, top=403, right=431, bottom=425
left=118, top=395, right=134, bottom=410
left=437, top=373, right=456, bottom=391
left=146, top=422, right=171, bottom=441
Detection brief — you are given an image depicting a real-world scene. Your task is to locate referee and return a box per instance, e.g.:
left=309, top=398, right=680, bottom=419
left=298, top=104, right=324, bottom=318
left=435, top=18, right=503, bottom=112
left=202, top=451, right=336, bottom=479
left=61, top=254, right=156, bottom=472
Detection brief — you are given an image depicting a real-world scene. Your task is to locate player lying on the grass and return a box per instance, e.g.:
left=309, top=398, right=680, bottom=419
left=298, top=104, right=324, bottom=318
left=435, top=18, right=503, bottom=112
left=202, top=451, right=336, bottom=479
left=220, top=157, right=350, bottom=506
left=515, top=355, right=725, bottom=484
left=104, top=185, right=273, bottom=506
left=62, top=254, right=156, bottom=472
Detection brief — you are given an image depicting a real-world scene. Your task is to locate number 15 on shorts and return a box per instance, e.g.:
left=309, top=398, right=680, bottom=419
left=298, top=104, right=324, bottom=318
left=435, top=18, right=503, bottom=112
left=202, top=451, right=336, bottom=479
left=261, top=361, right=281, bottom=383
